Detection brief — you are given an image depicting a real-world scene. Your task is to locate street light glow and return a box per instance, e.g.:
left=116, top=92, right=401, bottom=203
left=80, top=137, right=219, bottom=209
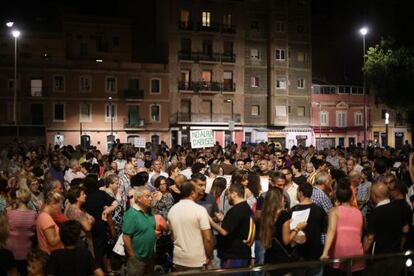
left=11, top=30, right=20, bottom=38
left=360, top=27, right=368, bottom=36
left=225, top=99, right=232, bottom=102
left=108, top=96, right=112, bottom=100
left=6, top=22, right=14, bottom=28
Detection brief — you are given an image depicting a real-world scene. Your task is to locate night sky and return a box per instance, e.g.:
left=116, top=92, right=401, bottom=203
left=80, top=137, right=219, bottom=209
left=2, top=0, right=414, bottom=85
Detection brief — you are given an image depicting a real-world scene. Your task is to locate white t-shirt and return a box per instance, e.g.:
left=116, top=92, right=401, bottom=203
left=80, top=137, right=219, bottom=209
left=181, top=168, right=192, bottom=180
left=168, top=199, right=211, bottom=267
left=285, top=182, right=299, bottom=208
left=148, top=171, right=168, bottom=185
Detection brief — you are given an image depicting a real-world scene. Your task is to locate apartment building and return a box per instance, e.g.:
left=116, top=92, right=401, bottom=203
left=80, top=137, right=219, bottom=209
left=0, top=16, right=169, bottom=153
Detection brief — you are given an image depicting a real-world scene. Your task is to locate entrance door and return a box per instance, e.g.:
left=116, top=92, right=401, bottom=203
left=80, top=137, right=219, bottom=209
left=31, top=104, right=44, bottom=125
left=395, top=132, right=404, bottom=149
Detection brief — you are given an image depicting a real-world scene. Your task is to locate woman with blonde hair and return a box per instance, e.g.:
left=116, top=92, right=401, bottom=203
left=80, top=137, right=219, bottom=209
left=5, top=188, right=37, bottom=275
left=36, top=192, right=63, bottom=254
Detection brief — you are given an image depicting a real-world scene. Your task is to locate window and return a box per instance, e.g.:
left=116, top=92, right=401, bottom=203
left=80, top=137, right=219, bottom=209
left=223, top=71, right=234, bottom=91
left=128, top=79, right=140, bottom=90
left=151, top=134, right=160, bottom=145
left=80, top=103, right=92, bottom=122
left=297, top=106, right=305, bottom=117
left=31, top=79, right=43, bottom=96
left=297, top=51, right=305, bottom=62
left=251, top=21, right=259, bottom=30
left=53, top=103, right=65, bottom=121
left=80, top=42, right=88, bottom=57
left=223, top=41, right=234, bottom=55
left=53, top=75, right=65, bottom=91
left=337, top=111, right=346, bottom=127
left=150, top=104, right=160, bottom=122
left=202, top=40, right=213, bottom=55
left=251, top=77, right=260, bottom=88
left=276, top=49, right=285, bottom=60
left=275, top=21, right=285, bottom=32
left=355, top=112, right=363, bottom=126
left=80, top=76, right=91, bottom=92
left=127, top=106, right=141, bottom=126
left=105, top=77, right=117, bottom=93
left=150, top=79, right=161, bottom=94
left=320, top=111, right=328, bottom=126
left=288, top=106, right=292, bottom=113
left=223, top=13, right=232, bottom=27
left=251, top=105, right=260, bottom=116
left=202, top=11, right=211, bottom=27
left=297, top=78, right=305, bottom=89
left=105, top=103, right=117, bottom=122
left=202, top=70, right=212, bottom=82
left=250, top=48, right=260, bottom=60
left=276, top=105, right=287, bottom=117
left=276, top=78, right=287, bottom=89
left=180, top=9, right=190, bottom=23
left=297, top=25, right=304, bottom=33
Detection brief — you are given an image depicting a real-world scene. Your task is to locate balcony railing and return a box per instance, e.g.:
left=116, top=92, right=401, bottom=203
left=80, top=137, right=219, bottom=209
left=178, top=81, right=236, bottom=92
left=178, top=21, right=237, bottom=34
left=178, top=21, right=193, bottom=31
left=170, top=112, right=241, bottom=124
left=196, top=22, right=220, bottom=32
left=221, top=25, right=236, bottom=34
left=123, top=89, right=144, bottom=99
left=124, top=119, right=145, bottom=128
left=178, top=52, right=236, bottom=63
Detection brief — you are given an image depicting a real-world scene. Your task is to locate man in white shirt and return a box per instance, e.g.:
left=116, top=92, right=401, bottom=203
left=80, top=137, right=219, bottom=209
left=281, top=167, right=299, bottom=208
left=64, top=159, right=85, bottom=190
left=326, top=147, right=340, bottom=169
left=148, top=159, right=168, bottom=188
left=168, top=181, right=214, bottom=272
left=181, top=156, right=194, bottom=180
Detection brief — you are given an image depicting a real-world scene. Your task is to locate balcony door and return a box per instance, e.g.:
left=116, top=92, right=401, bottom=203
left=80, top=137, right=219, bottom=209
left=201, top=100, right=212, bottom=122
left=181, top=100, right=191, bottom=121
left=202, top=40, right=213, bottom=57
left=223, top=71, right=233, bottom=91
left=127, top=106, right=140, bottom=126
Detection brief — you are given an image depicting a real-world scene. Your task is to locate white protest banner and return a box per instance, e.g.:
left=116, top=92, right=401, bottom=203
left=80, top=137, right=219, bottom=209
left=190, top=129, right=215, bottom=149
left=134, top=137, right=146, bottom=148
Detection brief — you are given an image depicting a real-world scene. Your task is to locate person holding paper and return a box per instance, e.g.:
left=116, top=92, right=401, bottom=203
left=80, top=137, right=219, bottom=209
left=287, top=183, right=327, bottom=276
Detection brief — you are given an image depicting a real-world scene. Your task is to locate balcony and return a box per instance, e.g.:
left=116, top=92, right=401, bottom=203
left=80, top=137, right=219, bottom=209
left=196, top=22, right=219, bottom=32
left=27, top=87, right=49, bottom=97
left=178, top=21, right=193, bottom=31
left=221, top=53, right=236, bottom=63
left=193, top=52, right=221, bottom=62
left=170, top=112, right=241, bottom=124
left=124, top=119, right=145, bottom=129
left=123, top=89, right=144, bottom=99
left=221, top=25, right=236, bottom=34
left=178, top=81, right=236, bottom=92
left=178, top=51, right=193, bottom=61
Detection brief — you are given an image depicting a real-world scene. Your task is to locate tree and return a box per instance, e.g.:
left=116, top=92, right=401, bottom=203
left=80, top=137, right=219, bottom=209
left=363, top=40, right=414, bottom=143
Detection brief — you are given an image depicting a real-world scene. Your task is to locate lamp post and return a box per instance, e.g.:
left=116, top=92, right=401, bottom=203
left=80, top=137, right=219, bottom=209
left=226, top=99, right=234, bottom=147
left=360, top=27, right=368, bottom=149
left=385, top=112, right=389, bottom=147
left=108, top=96, right=114, bottom=136
left=7, top=22, right=20, bottom=129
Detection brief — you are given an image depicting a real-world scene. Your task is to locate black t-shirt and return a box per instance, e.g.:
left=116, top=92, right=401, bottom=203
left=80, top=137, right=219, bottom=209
left=293, top=175, right=307, bottom=186
left=367, top=200, right=411, bottom=254
left=46, top=247, right=98, bottom=276
left=289, top=203, right=327, bottom=260
left=83, top=190, right=114, bottom=236
left=265, top=210, right=291, bottom=264
left=0, top=248, right=16, bottom=276
left=218, top=201, right=253, bottom=259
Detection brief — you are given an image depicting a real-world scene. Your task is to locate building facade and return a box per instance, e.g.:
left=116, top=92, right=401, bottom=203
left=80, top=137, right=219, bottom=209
left=0, top=16, right=170, bottom=153
left=311, top=84, right=371, bottom=149
left=163, top=0, right=312, bottom=148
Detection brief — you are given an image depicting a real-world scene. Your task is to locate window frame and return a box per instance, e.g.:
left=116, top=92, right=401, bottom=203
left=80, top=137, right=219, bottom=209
left=297, top=78, right=305, bottom=89
left=202, top=11, right=211, bottom=27
left=105, top=103, right=118, bottom=122
left=150, top=78, right=161, bottom=94
left=79, top=75, right=92, bottom=93
left=251, top=76, right=260, bottom=88
left=354, top=112, right=363, bottom=126
left=251, top=105, right=260, bottom=116
left=276, top=49, right=286, bottom=61
left=336, top=111, right=347, bottom=127
left=150, top=104, right=161, bottom=122
left=320, top=111, right=328, bottom=126
left=276, top=77, right=287, bottom=89
left=79, top=103, right=92, bottom=123
left=53, top=102, right=66, bottom=122
left=105, top=76, right=117, bottom=93
left=53, top=75, right=65, bottom=92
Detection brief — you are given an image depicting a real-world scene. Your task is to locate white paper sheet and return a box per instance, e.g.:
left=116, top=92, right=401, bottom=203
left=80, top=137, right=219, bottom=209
left=290, top=208, right=310, bottom=230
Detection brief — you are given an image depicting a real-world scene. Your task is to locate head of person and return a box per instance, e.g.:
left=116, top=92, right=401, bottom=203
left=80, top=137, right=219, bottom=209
left=130, top=171, right=149, bottom=188
left=168, top=164, right=181, bottom=178
left=110, top=161, right=118, bottom=173
left=69, top=159, right=80, bottom=172
left=209, top=163, right=221, bottom=176
left=236, top=159, right=245, bottom=171
left=370, top=182, right=390, bottom=205
left=180, top=180, right=197, bottom=200
left=210, top=177, right=227, bottom=199
left=384, top=173, right=396, bottom=193
left=361, top=166, right=373, bottom=182
left=191, top=172, right=207, bottom=199
left=259, top=187, right=285, bottom=249
left=281, top=168, right=293, bottom=184
left=15, top=188, right=32, bottom=207
left=349, top=171, right=361, bottom=187
left=44, top=179, right=63, bottom=195
left=59, top=220, right=81, bottom=247
left=247, top=173, right=262, bottom=197
left=67, top=186, right=87, bottom=205
left=51, top=155, right=60, bottom=168
left=124, top=163, right=136, bottom=178
left=175, top=174, right=187, bottom=187
left=154, top=175, right=169, bottom=194
left=116, top=151, right=123, bottom=160
left=27, top=249, right=49, bottom=276
left=305, top=162, right=315, bottom=174
left=228, top=182, right=245, bottom=205
left=185, top=155, right=194, bottom=168
left=314, top=171, right=332, bottom=191
left=291, top=161, right=302, bottom=175
left=27, top=177, right=40, bottom=194
left=330, top=147, right=337, bottom=157
left=133, top=186, right=152, bottom=210
left=152, top=160, right=162, bottom=173
left=258, top=159, right=269, bottom=173
left=374, top=159, right=387, bottom=175
left=44, top=192, right=64, bottom=215
left=346, top=158, right=356, bottom=173
left=297, top=182, right=313, bottom=202
left=83, top=174, right=99, bottom=194
left=269, top=172, right=286, bottom=189
left=390, top=179, right=408, bottom=199
left=105, top=174, right=120, bottom=193
left=335, top=179, right=353, bottom=205
left=191, top=162, right=206, bottom=175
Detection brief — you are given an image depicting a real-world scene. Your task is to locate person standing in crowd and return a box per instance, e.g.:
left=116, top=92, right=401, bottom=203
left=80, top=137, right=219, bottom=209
left=209, top=182, right=255, bottom=270
left=281, top=168, right=299, bottom=208
left=49, top=155, right=65, bottom=188
left=36, top=192, right=64, bottom=255
left=181, top=156, right=194, bottom=179
left=5, top=188, right=37, bottom=276
left=311, top=171, right=333, bottom=214
left=113, top=151, right=127, bottom=172
left=117, top=163, right=135, bottom=209
left=320, top=181, right=365, bottom=275
left=290, top=183, right=327, bottom=276
left=168, top=181, right=214, bottom=272
left=221, top=152, right=235, bottom=176
left=326, top=147, right=340, bottom=169
left=206, top=163, right=222, bottom=194
left=148, top=160, right=168, bottom=188
left=364, top=182, right=410, bottom=275
left=152, top=176, right=174, bottom=220
left=167, top=164, right=181, bottom=187
left=0, top=214, right=18, bottom=276
left=46, top=220, right=104, bottom=276
left=193, top=173, right=219, bottom=217
left=122, top=186, right=156, bottom=276
left=292, top=161, right=307, bottom=186
left=64, top=159, right=85, bottom=191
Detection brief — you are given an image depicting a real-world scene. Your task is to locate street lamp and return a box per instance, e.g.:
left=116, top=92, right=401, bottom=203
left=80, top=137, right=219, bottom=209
left=385, top=112, right=389, bottom=147
left=108, top=96, right=114, bottom=136
left=225, top=99, right=234, bottom=121
left=10, top=29, right=20, bottom=129
left=6, top=22, right=14, bottom=28
left=225, top=99, right=234, bottom=147
left=360, top=26, right=368, bottom=149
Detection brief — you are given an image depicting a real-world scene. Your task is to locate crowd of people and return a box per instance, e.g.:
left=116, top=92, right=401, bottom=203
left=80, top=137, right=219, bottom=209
left=0, top=139, right=414, bottom=276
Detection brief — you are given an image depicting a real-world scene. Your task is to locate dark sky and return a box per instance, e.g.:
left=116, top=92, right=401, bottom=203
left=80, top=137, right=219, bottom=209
left=2, top=0, right=413, bottom=85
